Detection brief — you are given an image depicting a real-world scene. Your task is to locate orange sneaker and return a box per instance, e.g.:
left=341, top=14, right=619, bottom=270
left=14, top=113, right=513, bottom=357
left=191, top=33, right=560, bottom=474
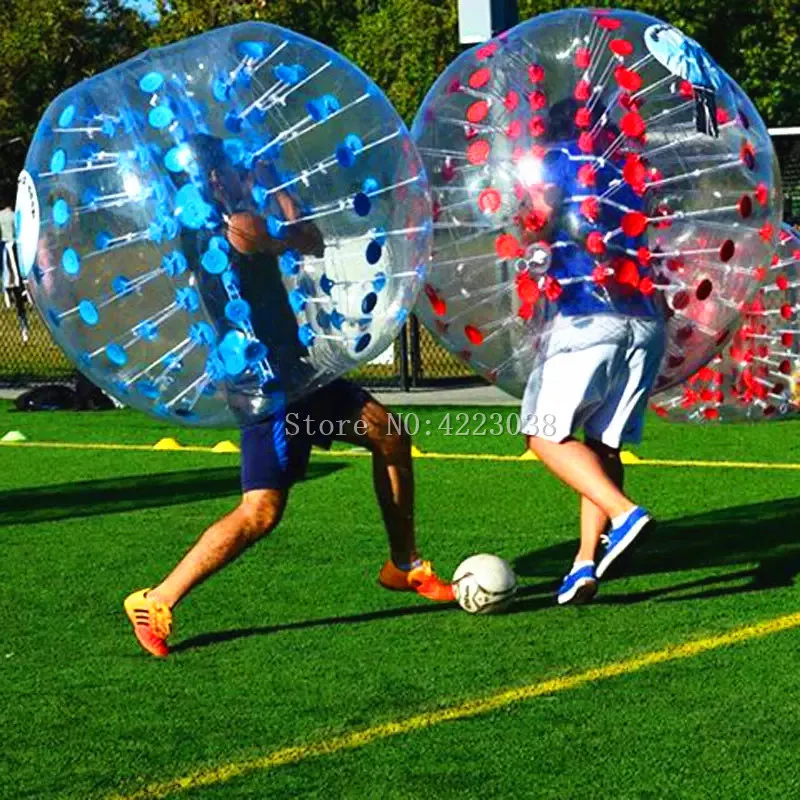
left=124, top=589, right=172, bottom=658
left=379, top=560, right=455, bottom=602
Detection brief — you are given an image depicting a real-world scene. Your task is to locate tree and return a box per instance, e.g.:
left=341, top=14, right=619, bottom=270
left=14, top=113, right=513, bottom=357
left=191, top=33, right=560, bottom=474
left=336, top=0, right=460, bottom=124
left=0, top=0, right=149, bottom=196
left=517, top=0, right=799, bottom=126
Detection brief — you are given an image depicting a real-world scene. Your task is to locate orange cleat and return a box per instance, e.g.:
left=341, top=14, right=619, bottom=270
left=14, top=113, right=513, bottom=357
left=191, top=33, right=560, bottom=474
left=124, top=589, right=173, bottom=658
left=379, top=560, right=455, bottom=602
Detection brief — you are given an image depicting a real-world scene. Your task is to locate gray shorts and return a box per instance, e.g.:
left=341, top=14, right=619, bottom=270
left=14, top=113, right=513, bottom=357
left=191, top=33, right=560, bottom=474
left=521, top=314, right=666, bottom=448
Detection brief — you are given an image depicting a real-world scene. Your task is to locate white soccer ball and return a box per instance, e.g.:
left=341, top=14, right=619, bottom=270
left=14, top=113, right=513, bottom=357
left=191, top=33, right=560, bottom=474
left=452, top=554, right=517, bottom=615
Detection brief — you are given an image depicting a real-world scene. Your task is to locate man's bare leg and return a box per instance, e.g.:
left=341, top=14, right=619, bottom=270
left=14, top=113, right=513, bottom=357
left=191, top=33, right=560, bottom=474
left=336, top=397, right=452, bottom=600
left=336, top=398, right=417, bottom=565
left=148, top=489, right=287, bottom=609
left=526, top=435, right=634, bottom=521
left=577, top=438, right=624, bottom=563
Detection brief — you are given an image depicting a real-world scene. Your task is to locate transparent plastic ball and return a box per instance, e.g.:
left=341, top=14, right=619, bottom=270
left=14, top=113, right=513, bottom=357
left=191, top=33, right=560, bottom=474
left=652, top=224, right=800, bottom=422
left=410, top=9, right=782, bottom=397
left=16, top=22, right=430, bottom=426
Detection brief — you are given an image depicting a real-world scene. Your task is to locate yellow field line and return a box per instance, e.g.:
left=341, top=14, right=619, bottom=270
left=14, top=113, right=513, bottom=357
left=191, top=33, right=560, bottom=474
left=107, top=610, right=800, bottom=800
left=3, top=438, right=800, bottom=471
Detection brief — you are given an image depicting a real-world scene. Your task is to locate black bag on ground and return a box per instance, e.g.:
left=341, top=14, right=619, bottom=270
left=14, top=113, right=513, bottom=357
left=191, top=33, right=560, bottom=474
left=14, top=375, right=116, bottom=412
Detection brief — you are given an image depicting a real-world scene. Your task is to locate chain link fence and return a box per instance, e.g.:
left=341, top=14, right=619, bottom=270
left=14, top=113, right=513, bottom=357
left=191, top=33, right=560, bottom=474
left=3, top=134, right=799, bottom=389
left=773, top=130, right=800, bottom=224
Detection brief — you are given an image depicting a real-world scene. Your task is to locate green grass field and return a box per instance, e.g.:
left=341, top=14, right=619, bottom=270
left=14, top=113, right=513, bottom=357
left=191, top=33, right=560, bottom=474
left=3, top=400, right=800, bottom=799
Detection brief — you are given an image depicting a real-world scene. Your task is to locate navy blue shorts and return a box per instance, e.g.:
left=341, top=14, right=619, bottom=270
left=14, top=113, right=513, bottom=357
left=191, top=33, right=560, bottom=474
left=240, top=379, right=371, bottom=492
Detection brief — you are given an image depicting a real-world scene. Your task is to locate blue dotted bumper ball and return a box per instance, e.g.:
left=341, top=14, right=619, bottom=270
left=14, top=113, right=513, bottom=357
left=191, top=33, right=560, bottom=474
left=16, top=22, right=431, bottom=426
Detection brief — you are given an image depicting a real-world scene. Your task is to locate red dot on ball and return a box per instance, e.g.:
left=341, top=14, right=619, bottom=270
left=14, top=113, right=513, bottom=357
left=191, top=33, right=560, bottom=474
left=467, top=139, right=490, bottom=165
left=528, top=64, right=545, bottom=83
left=737, top=195, right=753, bottom=219
left=621, top=211, right=647, bottom=237
left=610, top=39, right=634, bottom=57
left=464, top=325, right=484, bottom=345
left=672, top=290, right=690, bottom=310
left=469, top=68, right=491, bottom=89
left=478, top=188, right=502, bottom=214
left=719, top=240, right=735, bottom=262
left=695, top=279, right=713, bottom=301
left=466, top=100, right=489, bottom=124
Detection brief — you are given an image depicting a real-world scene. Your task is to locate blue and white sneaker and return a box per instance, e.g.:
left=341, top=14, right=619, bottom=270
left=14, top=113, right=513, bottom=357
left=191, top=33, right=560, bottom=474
left=557, top=561, right=598, bottom=605
left=596, top=506, right=653, bottom=579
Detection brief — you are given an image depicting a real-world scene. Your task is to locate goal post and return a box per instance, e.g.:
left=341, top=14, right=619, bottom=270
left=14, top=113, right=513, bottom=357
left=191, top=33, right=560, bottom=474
left=458, top=0, right=519, bottom=44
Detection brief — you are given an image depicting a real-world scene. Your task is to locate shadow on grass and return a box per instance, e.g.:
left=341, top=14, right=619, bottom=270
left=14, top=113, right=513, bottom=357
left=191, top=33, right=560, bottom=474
left=172, top=582, right=554, bottom=654
left=0, top=462, right=346, bottom=526
left=513, top=495, right=800, bottom=604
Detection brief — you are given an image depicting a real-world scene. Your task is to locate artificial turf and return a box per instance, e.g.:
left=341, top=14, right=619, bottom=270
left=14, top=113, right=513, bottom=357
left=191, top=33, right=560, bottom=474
left=1, top=400, right=800, bottom=799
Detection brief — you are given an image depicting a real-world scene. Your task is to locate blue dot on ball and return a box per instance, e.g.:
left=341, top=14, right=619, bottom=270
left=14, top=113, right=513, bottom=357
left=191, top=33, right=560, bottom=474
left=175, top=286, right=200, bottom=312
left=52, top=199, right=71, bottom=227
left=218, top=330, right=248, bottom=376
left=61, top=248, right=81, bottom=276
left=212, top=78, right=231, bottom=103
left=138, top=71, right=164, bottom=93
left=57, top=105, right=76, bottom=128
left=78, top=299, right=99, bottom=326
left=298, top=324, right=316, bottom=347
left=105, top=343, right=128, bottom=366
left=190, top=321, right=216, bottom=346
left=288, top=289, right=308, bottom=314
left=320, top=274, right=335, bottom=295
left=372, top=226, right=388, bottom=246
left=223, top=138, right=245, bottom=164
left=335, top=145, right=356, bottom=168
left=244, top=339, right=268, bottom=364
left=279, top=250, right=301, bottom=276
left=164, top=145, right=192, bottom=173
left=205, top=353, right=227, bottom=381
left=111, top=275, right=131, bottom=295
left=136, top=379, right=160, bottom=399
left=224, top=111, right=243, bottom=133
left=46, top=308, right=62, bottom=328
left=353, top=192, right=371, bottom=217
left=361, top=292, right=378, bottom=314
left=354, top=333, right=371, bottom=353
left=251, top=184, right=269, bottom=208
left=237, top=41, right=267, bottom=60
left=372, top=272, right=387, bottom=292
left=148, top=105, right=174, bottom=129
left=112, top=379, right=130, bottom=397
left=366, top=240, right=382, bottom=265
left=225, top=298, right=251, bottom=324
left=134, top=320, right=159, bottom=341
left=267, top=216, right=285, bottom=239
left=362, top=177, right=380, bottom=194
left=96, top=231, right=112, bottom=250
left=50, top=149, right=67, bottom=174
left=175, top=184, right=212, bottom=230
left=162, top=251, right=188, bottom=277
left=330, top=310, right=345, bottom=330
left=201, top=247, right=228, bottom=275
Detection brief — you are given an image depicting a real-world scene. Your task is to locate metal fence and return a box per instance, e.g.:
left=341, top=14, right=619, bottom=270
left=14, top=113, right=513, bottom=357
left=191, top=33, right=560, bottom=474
left=3, top=132, right=800, bottom=389
left=773, top=129, right=800, bottom=225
